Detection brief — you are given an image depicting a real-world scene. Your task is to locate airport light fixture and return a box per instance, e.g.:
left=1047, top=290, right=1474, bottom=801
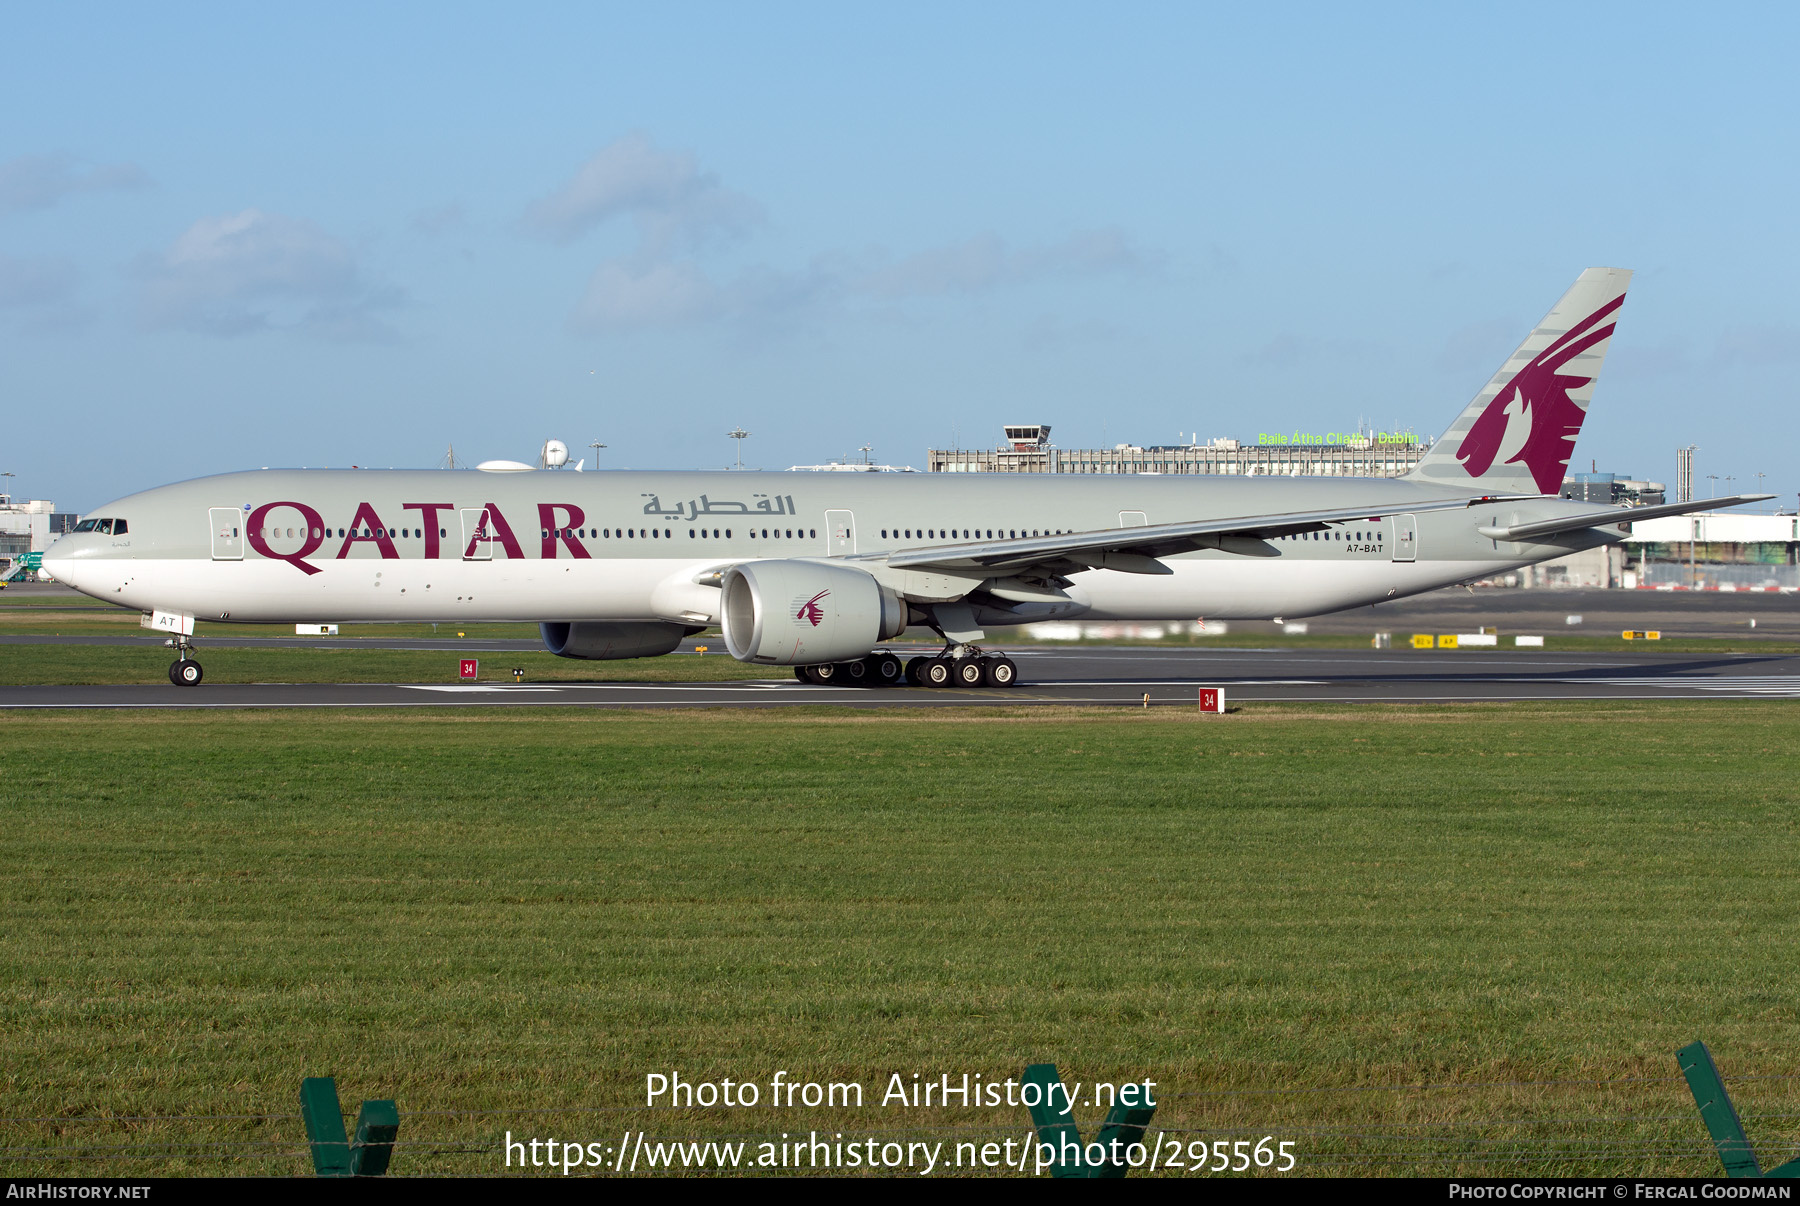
left=588, top=440, right=606, bottom=468
left=727, top=427, right=750, bottom=470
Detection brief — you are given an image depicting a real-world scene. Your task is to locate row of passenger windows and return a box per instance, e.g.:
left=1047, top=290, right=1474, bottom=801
left=74, top=517, right=126, bottom=534
left=1278, top=530, right=1381, bottom=542
left=537, top=528, right=819, bottom=541
left=253, top=529, right=1382, bottom=547
left=260, top=527, right=440, bottom=539
left=881, top=528, right=1067, bottom=540
left=251, top=523, right=1386, bottom=546
left=257, top=526, right=826, bottom=541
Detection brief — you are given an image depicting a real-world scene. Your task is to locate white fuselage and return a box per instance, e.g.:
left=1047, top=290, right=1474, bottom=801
left=44, top=467, right=1610, bottom=627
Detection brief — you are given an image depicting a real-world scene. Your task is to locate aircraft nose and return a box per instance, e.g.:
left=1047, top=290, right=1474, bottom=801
left=39, top=542, right=78, bottom=587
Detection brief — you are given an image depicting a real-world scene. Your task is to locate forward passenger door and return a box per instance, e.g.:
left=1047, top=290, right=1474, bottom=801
left=461, top=508, right=492, bottom=560
left=208, top=508, right=243, bottom=560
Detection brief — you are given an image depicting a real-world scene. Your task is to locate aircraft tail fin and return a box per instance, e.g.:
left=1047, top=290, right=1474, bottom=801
left=1406, top=267, right=1631, bottom=495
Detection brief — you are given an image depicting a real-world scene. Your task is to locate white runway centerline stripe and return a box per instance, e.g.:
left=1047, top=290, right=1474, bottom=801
left=401, top=685, right=566, bottom=693
left=1549, top=676, right=1800, bottom=697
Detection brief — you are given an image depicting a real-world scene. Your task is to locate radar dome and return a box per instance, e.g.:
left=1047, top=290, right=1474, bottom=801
left=541, top=439, right=570, bottom=468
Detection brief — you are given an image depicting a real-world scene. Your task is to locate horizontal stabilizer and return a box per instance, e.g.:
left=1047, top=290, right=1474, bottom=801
left=1475, top=495, right=1774, bottom=543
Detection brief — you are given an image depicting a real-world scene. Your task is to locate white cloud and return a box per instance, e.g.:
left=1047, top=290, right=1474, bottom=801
left=524, top=133, right=761, bottom=254
left=1713, top=325, right=1800, bottom=367
left=133, top=209, right=399, bottom=340
left=857, top=228, right=1153, bottom=297
left=409, top=203, right=465, bottom=236
left=0, top=154, right=150, bottom=215
left=1238, top=331, right=1373, bottom=369
left=538, top=136, right=1155, bottom=336
left=1434, top=318, right=1519, bottom=374
left=0, top=253, right=79, bottom=308
left=570, top=257, right=840, bottom=333
left=567, top=229, right=1156, bottom=333
left=574, top=260, right=722, bottom=328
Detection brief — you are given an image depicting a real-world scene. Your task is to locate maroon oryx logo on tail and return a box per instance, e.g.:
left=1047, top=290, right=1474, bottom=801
left=796, top=590, right=829, bottom=626
left=1455, top=294, right=1623, bottom=495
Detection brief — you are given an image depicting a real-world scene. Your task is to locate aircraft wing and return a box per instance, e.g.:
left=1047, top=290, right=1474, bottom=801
left=1474, top=494, right=1775, bottom=543
left=873, top=495, right=1516, bottom=576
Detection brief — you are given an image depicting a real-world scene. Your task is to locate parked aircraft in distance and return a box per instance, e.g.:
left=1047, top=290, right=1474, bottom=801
left=47, top=268, right=1766, bottom=688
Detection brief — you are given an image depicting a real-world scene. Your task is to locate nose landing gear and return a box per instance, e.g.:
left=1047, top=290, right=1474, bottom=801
left=165, top=637, right=203, bottom=686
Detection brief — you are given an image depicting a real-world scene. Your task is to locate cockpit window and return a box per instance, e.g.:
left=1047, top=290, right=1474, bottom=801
left=96, top=519, right=114, bottom=535
left=73, top=519, right=98, bottom=533
left=112, top=520, right=127, bottom=535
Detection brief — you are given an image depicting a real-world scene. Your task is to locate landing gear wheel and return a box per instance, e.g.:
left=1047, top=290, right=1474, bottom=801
left=923, top=658, right=954, bottom=688
left=795, top=666, right=810, bottom=683
left=871, top=652, right=904, bottom=686
left=840, top=658, right=869, bottom=685
left=982, top=657, right=1017, bottom=688
left=809, top=662, right=839, bottom=684
left=905, top=656, right=931, bottom=686
left=955, top=658, right=985, bottom=687
left=170, top=659, right=204, bottom=686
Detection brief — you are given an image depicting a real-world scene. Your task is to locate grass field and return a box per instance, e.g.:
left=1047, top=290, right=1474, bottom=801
left=4, top=702, right=1798, bottom=1177
left=4, top=632, right=1798, bottom=689
left=0, top=644, right=774, bottom=685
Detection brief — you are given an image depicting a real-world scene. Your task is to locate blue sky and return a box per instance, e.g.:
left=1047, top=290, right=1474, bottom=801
left=3, top=3, right=1796, bottom=511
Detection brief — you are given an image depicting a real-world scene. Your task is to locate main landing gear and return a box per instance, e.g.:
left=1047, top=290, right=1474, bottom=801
left=793, top=647, right=1019, bottom=689
left=166, top=637, right=203, bottom=686
left=903, top=646, right=1018, bottom=689
left=794, top=651, right=904, bottom=687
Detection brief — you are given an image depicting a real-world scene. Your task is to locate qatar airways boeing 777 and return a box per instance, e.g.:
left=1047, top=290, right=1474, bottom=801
left=45, top=268, right=1766, bottom=688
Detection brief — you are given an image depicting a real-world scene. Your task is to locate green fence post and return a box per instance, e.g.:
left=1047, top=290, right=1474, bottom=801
left=1678, top=1041, right=1762, bottom=1178
left=351, top=1099, right=400, bottom=1176
left=1089, top=1095, right=1159, bottom=1180
left=299, top=1077, right=353, bottom=1177
left=1022, top=1063, right=1085, bottom=1179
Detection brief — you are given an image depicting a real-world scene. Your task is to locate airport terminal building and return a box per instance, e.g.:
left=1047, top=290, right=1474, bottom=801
left=927, top=424, right=1430, bottom=477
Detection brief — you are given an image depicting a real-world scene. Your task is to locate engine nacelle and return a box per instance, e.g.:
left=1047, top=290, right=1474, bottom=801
left=540, top=621, right=697, bottom=660
left=721, top=560, right=906, bottom=665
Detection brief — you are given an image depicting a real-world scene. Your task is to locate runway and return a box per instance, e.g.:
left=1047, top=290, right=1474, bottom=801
left=5, top=645, right=1798, bottom=708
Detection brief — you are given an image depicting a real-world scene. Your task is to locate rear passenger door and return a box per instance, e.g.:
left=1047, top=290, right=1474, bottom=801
left=1392, top=514, right=1418, bottom=562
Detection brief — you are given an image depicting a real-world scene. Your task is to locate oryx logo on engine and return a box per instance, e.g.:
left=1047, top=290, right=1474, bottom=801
left=794, top=590, right=829, bottom=626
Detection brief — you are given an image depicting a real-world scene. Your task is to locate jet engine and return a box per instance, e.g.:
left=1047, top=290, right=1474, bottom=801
left=540, top=621, right=699, bottom=660
left=721, top=560, right=906, bottom=665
